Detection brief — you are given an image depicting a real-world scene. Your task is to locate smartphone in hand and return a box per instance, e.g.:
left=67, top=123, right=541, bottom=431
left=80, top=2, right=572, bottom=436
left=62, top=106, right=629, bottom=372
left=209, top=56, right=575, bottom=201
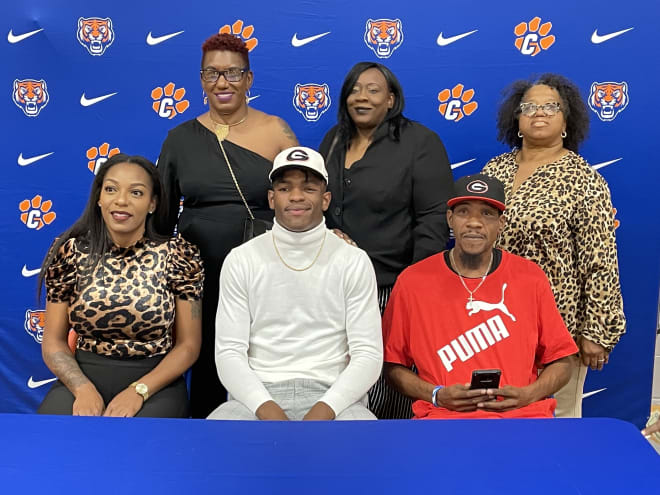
left=469, top=369, right=501, bottom=390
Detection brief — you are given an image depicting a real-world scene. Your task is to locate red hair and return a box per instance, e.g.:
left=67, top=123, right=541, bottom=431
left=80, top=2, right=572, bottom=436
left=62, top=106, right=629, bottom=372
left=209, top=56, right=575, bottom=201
left=201, top=33, right=250, bottom=68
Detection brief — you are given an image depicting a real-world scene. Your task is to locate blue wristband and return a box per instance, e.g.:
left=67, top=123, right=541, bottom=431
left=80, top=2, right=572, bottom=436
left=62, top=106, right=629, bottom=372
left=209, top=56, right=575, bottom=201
left=431, top=385, right=444, bottom=407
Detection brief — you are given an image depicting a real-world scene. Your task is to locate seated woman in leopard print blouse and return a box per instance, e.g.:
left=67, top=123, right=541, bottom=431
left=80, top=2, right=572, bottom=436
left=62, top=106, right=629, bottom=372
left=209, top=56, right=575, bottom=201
left=481, top=73, right=625, bottom=418
left=37, top=153, right=203, bottom=418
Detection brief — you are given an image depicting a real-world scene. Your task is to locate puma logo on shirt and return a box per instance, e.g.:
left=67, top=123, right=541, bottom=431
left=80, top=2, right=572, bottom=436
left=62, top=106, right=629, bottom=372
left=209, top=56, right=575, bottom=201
left=436, top=314, right=510, bottom=372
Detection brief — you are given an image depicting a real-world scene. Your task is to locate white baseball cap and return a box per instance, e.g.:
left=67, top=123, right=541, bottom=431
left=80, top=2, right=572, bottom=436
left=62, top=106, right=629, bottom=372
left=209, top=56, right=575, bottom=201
left=269, top=146, right=328, bottom=184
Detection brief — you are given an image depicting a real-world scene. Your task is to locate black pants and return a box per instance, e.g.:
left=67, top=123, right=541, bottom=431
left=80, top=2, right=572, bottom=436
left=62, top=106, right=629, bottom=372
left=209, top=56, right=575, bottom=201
left=37, top=350, right=189, bottom=418
left=189, top=255, right=228, bottom=419
left=368, top=285, right=414, bottom=420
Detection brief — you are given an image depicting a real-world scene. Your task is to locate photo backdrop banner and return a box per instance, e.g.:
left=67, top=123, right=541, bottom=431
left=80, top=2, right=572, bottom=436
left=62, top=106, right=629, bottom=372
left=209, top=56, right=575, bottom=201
left=2, top=0, right=658, bottom=425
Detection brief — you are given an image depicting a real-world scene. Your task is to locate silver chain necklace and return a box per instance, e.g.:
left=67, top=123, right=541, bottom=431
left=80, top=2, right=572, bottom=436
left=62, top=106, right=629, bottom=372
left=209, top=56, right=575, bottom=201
left=449, top=248, right=493, bottom=303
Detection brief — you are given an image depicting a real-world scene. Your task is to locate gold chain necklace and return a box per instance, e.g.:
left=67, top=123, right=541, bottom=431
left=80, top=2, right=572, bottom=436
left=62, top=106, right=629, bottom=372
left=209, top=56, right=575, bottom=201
left=449, top=248, right=493, bottom=303
left=209, top=112, right=247, bottom=141
left=272, top=230, right=327, bottom=272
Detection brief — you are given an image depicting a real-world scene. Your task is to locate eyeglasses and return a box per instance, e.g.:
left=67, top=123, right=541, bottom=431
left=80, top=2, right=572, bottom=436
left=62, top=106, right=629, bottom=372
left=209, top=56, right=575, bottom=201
left=200, top=67, right=248, bottom=83
left=518, top=102, right=562, bottom=117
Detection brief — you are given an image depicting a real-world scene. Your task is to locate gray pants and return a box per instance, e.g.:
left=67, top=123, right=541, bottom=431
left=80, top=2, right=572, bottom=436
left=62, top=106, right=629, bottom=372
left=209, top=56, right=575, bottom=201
left=207, top=378, right=375, bottom=420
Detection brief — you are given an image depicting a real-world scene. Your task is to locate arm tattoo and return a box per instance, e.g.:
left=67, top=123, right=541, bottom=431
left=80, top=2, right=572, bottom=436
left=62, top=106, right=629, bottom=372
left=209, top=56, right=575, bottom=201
left=279, top=118, right=299, bottom=144
left=44, top=351, right=90, bottom=391
left=191, top=299, right=202, bottom=320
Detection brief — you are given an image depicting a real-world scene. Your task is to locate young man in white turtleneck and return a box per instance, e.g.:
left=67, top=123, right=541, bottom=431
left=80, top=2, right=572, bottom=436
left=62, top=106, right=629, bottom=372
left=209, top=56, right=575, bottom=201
left=208, top=147, right=382, bottom=421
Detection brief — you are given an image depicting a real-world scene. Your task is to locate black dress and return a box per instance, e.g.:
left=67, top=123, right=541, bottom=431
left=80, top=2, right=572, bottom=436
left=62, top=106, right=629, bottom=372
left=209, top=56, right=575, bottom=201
left=157, top=118, right=273, bottom=418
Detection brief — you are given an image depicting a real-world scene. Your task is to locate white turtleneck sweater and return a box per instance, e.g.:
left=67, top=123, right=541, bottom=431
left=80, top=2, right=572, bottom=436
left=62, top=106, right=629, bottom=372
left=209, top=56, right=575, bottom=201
left=215, top=218, right=382, bottom=416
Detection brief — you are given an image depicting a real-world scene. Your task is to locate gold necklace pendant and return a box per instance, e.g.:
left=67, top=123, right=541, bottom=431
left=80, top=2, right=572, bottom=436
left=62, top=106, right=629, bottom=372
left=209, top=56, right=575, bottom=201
left=210, top=113, right=247, bottom=142
left=214, top=124, right=229, bottom=142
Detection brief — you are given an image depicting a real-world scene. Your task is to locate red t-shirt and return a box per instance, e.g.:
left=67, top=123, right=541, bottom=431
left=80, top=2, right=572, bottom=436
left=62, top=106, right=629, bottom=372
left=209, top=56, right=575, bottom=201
left=383, top=250, right=578, bottom=419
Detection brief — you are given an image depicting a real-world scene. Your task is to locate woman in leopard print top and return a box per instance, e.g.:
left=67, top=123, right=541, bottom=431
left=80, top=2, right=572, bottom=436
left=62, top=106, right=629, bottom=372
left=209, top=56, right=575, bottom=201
left=482, top=73, right=625, bottom=417
left=37, top=154, right=203, bottom=418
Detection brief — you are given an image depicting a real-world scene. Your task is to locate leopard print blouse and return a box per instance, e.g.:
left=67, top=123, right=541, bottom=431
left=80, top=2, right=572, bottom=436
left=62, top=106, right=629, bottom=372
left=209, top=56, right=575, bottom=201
left=46, top=234, right=204, bottom=358
left=482, top=150, right=625, bottom=352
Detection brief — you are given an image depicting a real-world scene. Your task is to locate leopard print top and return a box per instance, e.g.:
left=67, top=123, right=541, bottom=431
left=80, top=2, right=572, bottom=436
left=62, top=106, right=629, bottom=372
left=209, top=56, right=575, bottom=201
left=46, top=234, right=203, bottom=358
left=482, top=150, right=625, bottom=352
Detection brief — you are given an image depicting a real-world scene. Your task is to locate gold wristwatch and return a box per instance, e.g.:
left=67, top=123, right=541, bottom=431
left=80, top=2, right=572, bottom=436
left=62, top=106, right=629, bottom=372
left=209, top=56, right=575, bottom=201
left=131, top=382, right=149, bottom=401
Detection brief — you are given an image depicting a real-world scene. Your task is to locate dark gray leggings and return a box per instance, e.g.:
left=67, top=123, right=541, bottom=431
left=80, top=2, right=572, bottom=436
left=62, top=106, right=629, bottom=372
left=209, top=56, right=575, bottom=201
left=37, top=350, right=189, bottom=417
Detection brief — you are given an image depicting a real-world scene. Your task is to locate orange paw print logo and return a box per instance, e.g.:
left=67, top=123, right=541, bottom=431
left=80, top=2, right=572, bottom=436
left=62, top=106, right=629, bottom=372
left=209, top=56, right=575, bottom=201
left=151, top=83, right=190, bottom=119
left=19, top=195, right=56, bottom=230
left=219, top=20, right=258, bottom=51
left=514, top=17, right=555, bottom=56
left=86, top=142, right=120, bottom=174
left=438, top=84, right=478, bottom=122
left=613, top=207, right=620, bottom=229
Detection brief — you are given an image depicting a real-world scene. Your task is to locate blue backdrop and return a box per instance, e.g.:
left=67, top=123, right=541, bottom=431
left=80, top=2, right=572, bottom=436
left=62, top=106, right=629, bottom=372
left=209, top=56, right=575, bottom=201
left=2, top=0, right=659, bottom=426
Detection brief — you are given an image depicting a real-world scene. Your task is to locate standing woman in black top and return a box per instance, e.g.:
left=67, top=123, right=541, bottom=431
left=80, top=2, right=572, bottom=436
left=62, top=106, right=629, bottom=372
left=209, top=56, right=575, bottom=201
left=157, top=33, right=299, bottom=418
left=319, top=62, right=454, bottom=419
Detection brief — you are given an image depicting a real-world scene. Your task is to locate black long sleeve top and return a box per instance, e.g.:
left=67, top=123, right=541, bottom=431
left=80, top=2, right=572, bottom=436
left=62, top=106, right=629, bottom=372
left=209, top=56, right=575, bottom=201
left=319, top=120, right=453, bottom=287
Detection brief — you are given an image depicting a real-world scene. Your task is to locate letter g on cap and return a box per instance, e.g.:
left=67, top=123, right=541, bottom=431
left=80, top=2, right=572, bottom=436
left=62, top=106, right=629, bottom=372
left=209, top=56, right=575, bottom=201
left=466, top=180, right=488, bottom=193
left=286, top=149, right=309, bottom=161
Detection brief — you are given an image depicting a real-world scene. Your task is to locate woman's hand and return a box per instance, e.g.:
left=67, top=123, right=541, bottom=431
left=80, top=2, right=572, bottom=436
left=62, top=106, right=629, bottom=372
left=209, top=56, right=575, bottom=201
left=72, top=383, right=105, bottom=416
left=578, top=336, right=609, bottom=371
left=332, top=228, right=357, bottom=247
left=103, top=387, right=144, bottom=417
left=642, top=412, right=660, bottom=441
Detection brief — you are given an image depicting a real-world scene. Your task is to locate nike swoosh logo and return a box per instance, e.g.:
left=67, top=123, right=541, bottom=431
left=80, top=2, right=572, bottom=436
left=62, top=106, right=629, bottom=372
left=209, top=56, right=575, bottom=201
left=582, top=387, right=607, bottom=399
left=7, top=28, right=44, bottom=44
left=591, top=158, right=622, bottom=171
left=22, top=265, right=41, bottom=277
left=591, top=28, right=633, bottom=44
left=437, top=30, right=478, bottom=47
left=146, top=30, right=184, bottom=46
left=17, top=152, right=54, bottom=167
left=80, top=92, right=118, bottom=107
left=247, top=95, right=260, bottom=103
left=27, top=376, right=57, bottom=389
left=450, top=158, right=476, bottom=170
left=291, top=32, right=331, bottom=47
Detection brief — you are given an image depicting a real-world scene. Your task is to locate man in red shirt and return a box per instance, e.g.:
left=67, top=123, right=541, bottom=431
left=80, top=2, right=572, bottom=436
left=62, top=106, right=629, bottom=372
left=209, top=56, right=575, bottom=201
left=383, top=174, right=578, bottom=419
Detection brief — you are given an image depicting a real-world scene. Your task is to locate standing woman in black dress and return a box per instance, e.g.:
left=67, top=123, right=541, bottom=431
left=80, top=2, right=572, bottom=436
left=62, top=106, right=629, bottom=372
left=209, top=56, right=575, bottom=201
left=157, top=33, right=299, bottom=418
left=319, top=62, right=454, bottom=419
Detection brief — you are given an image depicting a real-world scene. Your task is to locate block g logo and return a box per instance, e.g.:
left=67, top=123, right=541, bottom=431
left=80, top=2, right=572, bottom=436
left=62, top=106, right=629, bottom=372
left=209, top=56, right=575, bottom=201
left=286, top=149, right=309, bottom=161
left=466, top=180, right=488, bottom=193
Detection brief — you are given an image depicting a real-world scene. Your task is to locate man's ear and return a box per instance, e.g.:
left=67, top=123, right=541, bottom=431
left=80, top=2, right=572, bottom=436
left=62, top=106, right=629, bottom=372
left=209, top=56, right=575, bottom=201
left=321, top=191, right=331, bottom=212
left=446, top=208, right=453, bottom=229
left=267, top=189, right=275, bottom=210
left=497, top=211, right=506, bottom=234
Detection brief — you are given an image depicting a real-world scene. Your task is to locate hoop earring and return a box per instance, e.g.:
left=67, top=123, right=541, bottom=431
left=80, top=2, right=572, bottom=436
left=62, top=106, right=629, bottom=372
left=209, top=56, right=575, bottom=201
left=561, top=131, right=567, bottom=138
left=517, top=131, right=523, bottom=138
left=245, top=89, right=251, bottom=105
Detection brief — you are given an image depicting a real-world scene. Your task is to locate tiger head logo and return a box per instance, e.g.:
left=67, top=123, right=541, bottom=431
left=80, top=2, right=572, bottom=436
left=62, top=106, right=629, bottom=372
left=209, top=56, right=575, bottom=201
left=77, top=17, right=115, bottom=56
left=293, top=83, right=331, bottom=122
left=24, top=309, right=45, bottom=343
left=13, top=79, right=49, bottom=117
left=588, top=81, right=629, bottom=122
left=364, top=18, right=404, bottom=59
